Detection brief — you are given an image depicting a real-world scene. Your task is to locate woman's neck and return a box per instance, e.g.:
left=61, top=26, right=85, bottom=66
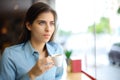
left=30, top=40, right=46, bottom=54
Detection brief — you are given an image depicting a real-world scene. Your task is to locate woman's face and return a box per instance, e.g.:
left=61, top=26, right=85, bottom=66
left=26, top=12, right=55, bottom=43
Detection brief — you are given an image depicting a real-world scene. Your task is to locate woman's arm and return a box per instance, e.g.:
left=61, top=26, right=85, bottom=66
left=0, top=48, right=30, bottom=80
left=0, top=48, right=16, bottom=80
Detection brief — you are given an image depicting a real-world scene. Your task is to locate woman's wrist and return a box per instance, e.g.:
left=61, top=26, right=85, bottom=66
left=28, top=71, right=36, bottom=80
left=28, top=67, right=43, bottom=80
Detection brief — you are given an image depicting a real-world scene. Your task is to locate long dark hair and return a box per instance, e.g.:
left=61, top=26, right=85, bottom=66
left=17, top=2, right=57, bottom=44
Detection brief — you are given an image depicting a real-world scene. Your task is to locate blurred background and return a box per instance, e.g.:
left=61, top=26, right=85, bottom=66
left=1, top=0, right=120, bottom=80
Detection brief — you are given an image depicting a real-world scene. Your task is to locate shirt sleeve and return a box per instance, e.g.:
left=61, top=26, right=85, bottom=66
left=19, top=73, right=30, bottom=80
left=0, top=48, right=16, bottom=80
left=0, top=48, right=31, bottom=80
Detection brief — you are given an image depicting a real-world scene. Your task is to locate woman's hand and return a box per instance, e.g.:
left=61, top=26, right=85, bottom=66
left=28, top=56, right=54, bottom=79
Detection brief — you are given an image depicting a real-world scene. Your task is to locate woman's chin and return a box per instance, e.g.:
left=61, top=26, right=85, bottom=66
left=43, top=39, right=50, bottom=43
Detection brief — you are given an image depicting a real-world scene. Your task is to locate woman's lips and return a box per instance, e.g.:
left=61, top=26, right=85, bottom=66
left=43, top=34, right=50, bottom=36
left=43, top=34, right=50, bottom=38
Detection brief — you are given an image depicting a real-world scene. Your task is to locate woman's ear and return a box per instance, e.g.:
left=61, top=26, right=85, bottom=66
left=26, top=22, right=31, bottom=31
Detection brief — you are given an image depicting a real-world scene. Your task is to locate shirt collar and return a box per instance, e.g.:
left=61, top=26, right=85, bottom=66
left=46, top=42, right=57, bottom=56
left=24, top=41, right=36, bottom=55
left=24, top=41, right=57, bottom=56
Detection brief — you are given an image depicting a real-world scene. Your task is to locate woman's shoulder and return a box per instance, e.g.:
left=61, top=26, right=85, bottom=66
left=1, top=43, right=24, bottom=59
left=6, top=43, right=24, bottom=49
left=3, top=43, right=24, bottom=53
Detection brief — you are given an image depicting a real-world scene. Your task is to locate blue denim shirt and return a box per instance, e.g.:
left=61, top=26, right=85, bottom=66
left=0, top=41, right=65, bottom=80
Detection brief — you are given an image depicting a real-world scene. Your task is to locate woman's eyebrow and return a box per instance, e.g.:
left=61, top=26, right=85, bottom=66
left=37, top=20, right=46, bottom=22
left=37, top=20, right=54, bottom=22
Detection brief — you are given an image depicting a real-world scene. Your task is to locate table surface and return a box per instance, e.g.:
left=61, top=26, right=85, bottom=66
left=66, top=65, right=95, bottom=80
left=67, top=72, right=92, bottom=80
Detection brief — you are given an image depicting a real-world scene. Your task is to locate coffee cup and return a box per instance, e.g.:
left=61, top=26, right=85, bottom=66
left=51, top=54, right=63, bottom=67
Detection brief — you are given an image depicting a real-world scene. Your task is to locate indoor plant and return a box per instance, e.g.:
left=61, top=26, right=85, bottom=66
left=65, top=49, right=72, bottom=65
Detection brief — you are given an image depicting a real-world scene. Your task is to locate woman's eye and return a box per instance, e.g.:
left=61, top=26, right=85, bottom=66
left=39, top=21, right=46, bottom=25
left=50, top=22, right=55, bottom=26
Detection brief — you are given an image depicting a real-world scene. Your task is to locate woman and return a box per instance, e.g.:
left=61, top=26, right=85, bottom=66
left=0, top=2, right=67, bottom=80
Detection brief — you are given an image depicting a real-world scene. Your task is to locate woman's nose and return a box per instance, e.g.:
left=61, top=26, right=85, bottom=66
left=45, top=24, right=50, bottom=32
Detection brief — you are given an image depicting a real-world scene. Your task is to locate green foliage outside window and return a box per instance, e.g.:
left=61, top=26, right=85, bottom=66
left=88, top=17, right=112, bottom=34
left=117, top=7, right=120, bottom=14
left=58, top=29, right=72, bottom=36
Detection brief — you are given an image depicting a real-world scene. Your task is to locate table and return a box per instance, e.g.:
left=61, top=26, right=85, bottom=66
left=67, top=64, right=96, bottom=80
left=67, top=72, right=93, bottom=80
